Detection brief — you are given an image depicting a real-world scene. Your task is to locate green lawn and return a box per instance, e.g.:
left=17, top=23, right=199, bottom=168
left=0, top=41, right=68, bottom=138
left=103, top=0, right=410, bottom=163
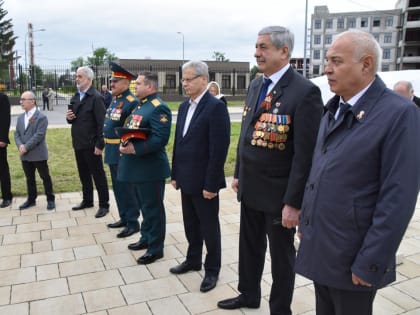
left=7, top=123, right=241, bottom=196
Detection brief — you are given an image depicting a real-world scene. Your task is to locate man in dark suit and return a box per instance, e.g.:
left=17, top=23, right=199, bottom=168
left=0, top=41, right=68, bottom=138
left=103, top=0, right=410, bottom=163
left=218, top=26, right=324, bottom=314
left=119, top=71, right=171, bottom=265
left=0, top=92, right=13, bottom=208
left=104, top=62, right=140, bottom=238
left=14, top=91, right=55, bottom=210
left=295, top=30, right=420, bottom=315
left=393, top=80, right=420, bottom=107
left=66, top=66, right=109, bottom=218
left=169, top=61, right=230, bottom=293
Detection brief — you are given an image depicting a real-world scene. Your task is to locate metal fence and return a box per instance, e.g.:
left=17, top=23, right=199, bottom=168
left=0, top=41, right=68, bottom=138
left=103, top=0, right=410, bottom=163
left=1, top=63, right=250, bottom=102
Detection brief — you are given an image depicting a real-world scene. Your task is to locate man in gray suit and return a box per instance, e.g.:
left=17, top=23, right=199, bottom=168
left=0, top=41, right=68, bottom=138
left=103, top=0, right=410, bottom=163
left=14, top=91, right=55, bottom=210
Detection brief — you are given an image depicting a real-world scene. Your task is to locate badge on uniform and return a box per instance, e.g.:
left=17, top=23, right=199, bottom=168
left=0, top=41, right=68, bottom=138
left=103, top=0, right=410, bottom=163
left=160, top=114, right=169, bottom=123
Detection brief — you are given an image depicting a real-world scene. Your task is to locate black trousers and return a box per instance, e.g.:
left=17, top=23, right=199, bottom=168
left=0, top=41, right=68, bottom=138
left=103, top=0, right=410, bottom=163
left=238, top=203, right=296, bottom=315
left=42, top=98, right=49, bottom=110
left=314, top=282, right=376, bottom=315
left=21, top=160, right=54, bottom=202
left=74, top=149, right=109, bottom=208
left=0, top=147, right=12, bottom=200
left=181, top=191, right=221, bottom=276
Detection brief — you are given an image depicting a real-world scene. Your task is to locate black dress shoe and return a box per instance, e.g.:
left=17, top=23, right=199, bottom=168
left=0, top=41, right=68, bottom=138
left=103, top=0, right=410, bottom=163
left=19, top=200, right=36, bottom=210
left=169, top=261, right=202, bottom=274
left=0, top=199, right=11, bottom=208
left=137, top=252, right=163, bottom=265
left=200, top=275, right=218, bottom=292
left=107, top=220, right=126, bottom=228
left=117, top=226, right=139, bottom=238
left=72, top=201, right=94, bottom=210
left=95, top=207, right=109, bottom=218
left=47, top=200, right=55, bottom=210
left=128, top=240, right=148, bottom=250
left=217, top=295, right=260, bottom=310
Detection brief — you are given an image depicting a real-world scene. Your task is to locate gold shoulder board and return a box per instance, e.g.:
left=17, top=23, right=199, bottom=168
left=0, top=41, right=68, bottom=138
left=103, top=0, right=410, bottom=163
left=151, top=99, right=161, bottom=107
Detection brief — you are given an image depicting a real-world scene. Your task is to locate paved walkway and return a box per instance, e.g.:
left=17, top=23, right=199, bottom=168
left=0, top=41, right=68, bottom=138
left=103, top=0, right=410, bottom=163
left=0, top=180, right=419, bottom=315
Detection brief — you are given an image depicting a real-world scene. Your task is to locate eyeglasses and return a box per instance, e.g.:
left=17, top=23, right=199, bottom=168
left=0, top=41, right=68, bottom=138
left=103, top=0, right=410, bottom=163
left=181, top=75, right=201, bottom=83
left=20, top=98, right=35, bottom=101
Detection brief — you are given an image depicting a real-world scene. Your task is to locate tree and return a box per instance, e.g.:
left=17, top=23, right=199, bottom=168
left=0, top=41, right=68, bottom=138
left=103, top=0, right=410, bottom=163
left=70, top=57, right=85, bottom=72
left=86, top=47, right=117, bottom=68
left=212, top=51, right=229, bottom=62
left=0, top=0, right=17, bottom=80
left=71, top=47, right=117, bottom=71
left=250, top=65, right=261, bottom=81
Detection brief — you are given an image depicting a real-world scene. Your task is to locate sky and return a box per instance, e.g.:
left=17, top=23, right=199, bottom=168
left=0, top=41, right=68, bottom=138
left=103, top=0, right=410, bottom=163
left=4, top=0, right=399, bottom=68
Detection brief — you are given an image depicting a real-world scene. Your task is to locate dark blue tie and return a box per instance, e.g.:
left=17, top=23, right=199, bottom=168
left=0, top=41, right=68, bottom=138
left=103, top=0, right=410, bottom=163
left=256, top=78, right=272, bottom=110
left=337, top=102, right=351, bottom=120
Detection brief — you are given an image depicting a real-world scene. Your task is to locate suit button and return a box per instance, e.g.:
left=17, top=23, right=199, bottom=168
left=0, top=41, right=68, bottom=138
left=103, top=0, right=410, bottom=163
left=369, top=264, right=378, bottom=272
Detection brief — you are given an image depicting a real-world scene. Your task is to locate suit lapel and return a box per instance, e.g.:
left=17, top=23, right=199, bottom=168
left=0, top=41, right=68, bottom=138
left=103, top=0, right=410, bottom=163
left=181, top=91, right=210, bottom=138
left=25, top=109, right=40, bottom=133
left=177, top=100, right=189, bottom=139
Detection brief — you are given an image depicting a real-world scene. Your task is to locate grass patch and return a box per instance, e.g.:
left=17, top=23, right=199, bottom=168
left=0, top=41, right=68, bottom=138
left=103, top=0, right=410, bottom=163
left=8, top=123, right=241, bottom=196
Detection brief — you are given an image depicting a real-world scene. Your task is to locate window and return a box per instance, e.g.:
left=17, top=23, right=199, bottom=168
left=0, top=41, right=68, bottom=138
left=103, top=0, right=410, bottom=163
left=348, top=18, right=356, bottom=28
left=382, top=64, right=390, bottom=72
left=314, top=19, right=322, bottom=29
left=383, top=48, right=391, bottom=59
left=361, top=17, right=368, bottom=27
left=326, top=19, right=333, bottom=29
left=237, top=75, right=246, bottom=89
left=165, top=74, right=176, bottom=89
left=373, top=17, right=380, bottom=27
left=313, top=65, right=320, bottom=76
left=314, top=35, right=321, bottom=45
left=337, top=18, right=344, bottom=29
left=222, top=74, right=231, bottom=90
left=325, top=34, right=332, bottom=44
left=386, top=16, right=393, bottom=27
left=373, top=33, right=380, bottom=42
left=314, top=50, right=321, bottom=60
left=384, top=33, right=392, bottom=43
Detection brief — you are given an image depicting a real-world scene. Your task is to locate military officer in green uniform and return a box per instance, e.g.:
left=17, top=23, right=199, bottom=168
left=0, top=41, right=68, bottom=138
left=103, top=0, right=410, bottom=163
left=118, top=71, right=172, bottom=265
left=104, top=62, right=140, bottom=238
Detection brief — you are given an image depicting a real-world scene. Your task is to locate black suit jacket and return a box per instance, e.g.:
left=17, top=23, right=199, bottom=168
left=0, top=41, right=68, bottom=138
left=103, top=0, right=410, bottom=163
left=0, top=93, right=11, bottom=144
left=172, top=91, right=230, bottom=194
left=235, top=67, right=324, bottom=215
left=413, top=95, right=420, bottom=107
left=67, top=85, right=106, bottom=150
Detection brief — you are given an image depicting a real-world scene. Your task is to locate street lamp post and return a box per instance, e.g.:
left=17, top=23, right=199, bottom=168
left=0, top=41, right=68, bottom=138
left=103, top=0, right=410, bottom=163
left=177, top=32, right=185, bottom=95
left=24, top=23, right=45, bottom=89
left=303, top=0, right=308, bottom=78
left=177, top=31, right=184, bottom=65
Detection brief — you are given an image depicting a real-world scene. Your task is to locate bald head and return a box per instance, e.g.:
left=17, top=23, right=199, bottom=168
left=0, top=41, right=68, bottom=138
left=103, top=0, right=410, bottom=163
left=393, top=80, right=414, bottom=100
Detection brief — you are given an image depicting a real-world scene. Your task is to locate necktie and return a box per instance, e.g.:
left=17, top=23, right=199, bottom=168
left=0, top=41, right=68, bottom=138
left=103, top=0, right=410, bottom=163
left=328, top=102, right=351, bottom=131
left=337, top=102, right=351, bottom=120
left=256, top=78, right=272, bottom=110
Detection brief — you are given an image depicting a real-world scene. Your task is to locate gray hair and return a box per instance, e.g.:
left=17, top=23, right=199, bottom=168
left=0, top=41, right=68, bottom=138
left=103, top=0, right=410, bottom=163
left=335, top=29, right=382, bottom=74
left=258, top=26, right=294, bottom=58
left=77, top=66, right=94, bottom=80
left=394, top=80, right=414, bottom=93
left=182, top=60, right=209, bottom=79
